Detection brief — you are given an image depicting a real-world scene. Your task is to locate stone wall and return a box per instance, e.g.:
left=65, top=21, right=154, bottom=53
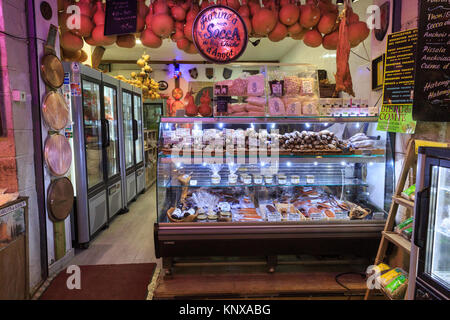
left=0, top=0, right=42, bottom=293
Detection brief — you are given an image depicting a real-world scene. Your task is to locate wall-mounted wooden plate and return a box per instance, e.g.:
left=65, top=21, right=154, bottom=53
left=44, top=134, right=72, bottom=176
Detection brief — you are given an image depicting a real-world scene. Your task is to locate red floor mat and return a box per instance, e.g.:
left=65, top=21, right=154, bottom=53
left=40, top=263, right=156, bottom=300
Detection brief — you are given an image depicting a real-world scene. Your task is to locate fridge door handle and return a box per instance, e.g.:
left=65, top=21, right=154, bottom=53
left=101, top=119, right=107, bottom=148
left=133, top=119, right=138, bottom=141
left=414, top=188, right=430, bottom=248
left=105, top=120, right=111, bottom=148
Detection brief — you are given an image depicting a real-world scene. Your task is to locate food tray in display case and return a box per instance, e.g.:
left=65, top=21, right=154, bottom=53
left=154, top=116, right=394, bottom=269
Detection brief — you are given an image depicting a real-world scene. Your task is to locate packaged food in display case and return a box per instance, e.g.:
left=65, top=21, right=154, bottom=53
left=266, top=65, right=320, bottom=117
left=155, top=116, right=394, bottom=268
left=215, top=65, right=267, bottom=117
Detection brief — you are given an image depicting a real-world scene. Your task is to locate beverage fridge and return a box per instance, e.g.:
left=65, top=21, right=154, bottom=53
left=119, top=83, right=145, bottom=205
left=101, top=73, right=124, bottom=220
left=409, top=147, right=450, bottom=300
left=63, top=62, right=124, bottom=247
left=133, top=87, right=146, bottom=196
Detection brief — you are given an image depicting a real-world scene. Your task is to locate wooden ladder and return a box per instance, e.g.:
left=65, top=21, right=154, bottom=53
left=364, top=139, right=416, bottom=300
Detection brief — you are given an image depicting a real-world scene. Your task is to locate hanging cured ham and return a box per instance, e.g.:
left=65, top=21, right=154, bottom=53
left=334, top=0, right=355, bottom=97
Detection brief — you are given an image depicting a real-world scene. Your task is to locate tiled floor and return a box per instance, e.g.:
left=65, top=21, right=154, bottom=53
left=68, top=185, right=161, bottom=268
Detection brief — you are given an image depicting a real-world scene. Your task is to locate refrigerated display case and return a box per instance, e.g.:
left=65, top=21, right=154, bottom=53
left=409, top=147, right=450, bottom=300
left=154, top=117, right=393, bottom=273
left=133, top=88, right=146, bottom=195
left=120, top=81, right=137, bottom=204
left=63, top=63, right=113, bottom=245
left=143, top=99, right=164, bottom=131
left=143, top=100, right=163, bottom=189
left=102, top=73, right=123, bottom=221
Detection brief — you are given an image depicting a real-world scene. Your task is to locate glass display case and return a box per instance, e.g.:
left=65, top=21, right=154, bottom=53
left=82, top=79, right=104, bottom=189
left=123, top=90, right=135, bottom=172
left=413, top=147, right=450, bottom=300
left=154, top=117, right=394, bottom=272
left=426, top=165, right=450, bottom=289
left=212, top=63, right=378, bottom=118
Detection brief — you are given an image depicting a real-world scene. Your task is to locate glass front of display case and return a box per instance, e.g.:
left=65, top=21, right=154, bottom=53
left=425, top=165, right=450, bottom=290
left=157, top=119, right=391, bottom=225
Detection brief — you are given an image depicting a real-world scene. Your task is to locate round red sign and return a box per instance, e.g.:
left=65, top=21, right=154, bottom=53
left=192, top=5, right=248, bottom=64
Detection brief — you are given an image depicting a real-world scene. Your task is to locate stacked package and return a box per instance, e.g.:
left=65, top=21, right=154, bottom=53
left=268, top=72, right=319, bottom=117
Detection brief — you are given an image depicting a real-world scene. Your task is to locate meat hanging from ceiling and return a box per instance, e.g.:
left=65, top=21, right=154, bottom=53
left=334, top=0, right=355, bottom=97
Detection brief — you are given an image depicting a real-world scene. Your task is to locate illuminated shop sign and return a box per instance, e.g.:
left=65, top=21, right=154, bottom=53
left=192, top=5, right=248, bottom=64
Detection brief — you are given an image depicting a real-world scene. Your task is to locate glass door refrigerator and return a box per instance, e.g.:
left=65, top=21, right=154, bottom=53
left=409, top=147, right=450, bottom=300
left=119, top=81, right=137, bottom=204
left=63, top=63, right=108, bottom=246
left=101, top=73, right=124, bottom=221
left=133, top=87, right=146, bottom=195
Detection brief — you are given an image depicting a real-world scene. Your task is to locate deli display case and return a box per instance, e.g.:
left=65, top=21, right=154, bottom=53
left=154, top=118, right=393, bottom=273
left=154, top=63, right=392, bottom=274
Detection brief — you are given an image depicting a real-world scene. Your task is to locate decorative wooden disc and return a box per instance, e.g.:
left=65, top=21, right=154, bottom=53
left=41, top=54, right=64, bottom=89
left=42, top=91, right=70, bottom=131
left=47, top=177, right=74, bottom=222
left=44, top=134, right=72, bottom=176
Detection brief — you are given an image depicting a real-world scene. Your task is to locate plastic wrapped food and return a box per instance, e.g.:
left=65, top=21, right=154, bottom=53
left=384, top=274, right=408, bottom=300
left=300, top=78, right=316, bottom=96
left=268, top=97, right=285, bottom=116
left=246, top=104, right=265, bottom=113
left=284, top=76, right=302, bottom=95
left=395, top=217, right=413, bottom=234
left=228, top=103, right=247, bottom=114
left=283, top=97, right=302, bottom=116
left=229, top=78, right=248, bottom=96
left=402, top=227, right=413, bottom=240
left=377, top=268, right=406, bottom=287
left=247, top=74, right=265, bottom=97
left=247, top=96, right=266, bottom=107
left=352, top=140, right=376, bottom=148
left=301, top=99, right=319, bottom=115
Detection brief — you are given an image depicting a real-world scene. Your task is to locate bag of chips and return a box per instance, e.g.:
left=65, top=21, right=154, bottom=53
left=384, top=273, right=408, bottom=300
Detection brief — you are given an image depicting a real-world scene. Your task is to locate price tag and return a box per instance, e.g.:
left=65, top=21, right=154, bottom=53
left=266, top=212, right=281, bottom=222
left=310, top=212, right=325, bottom=220
left=288, top=213, right=301, bottom=221
left=335, top=212, right=349, bottom=220
left=372, top=212, right=385, bottom=220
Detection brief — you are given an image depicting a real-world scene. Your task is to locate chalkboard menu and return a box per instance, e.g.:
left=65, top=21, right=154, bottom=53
left=104, top=0, right=137, bottom=36
left=382, top=29, right=418, bottom=105
left=413, top=0, right=450, bottom=121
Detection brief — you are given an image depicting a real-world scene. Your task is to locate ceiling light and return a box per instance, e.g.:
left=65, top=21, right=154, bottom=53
left=136, top=39, right=142, bottom=45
